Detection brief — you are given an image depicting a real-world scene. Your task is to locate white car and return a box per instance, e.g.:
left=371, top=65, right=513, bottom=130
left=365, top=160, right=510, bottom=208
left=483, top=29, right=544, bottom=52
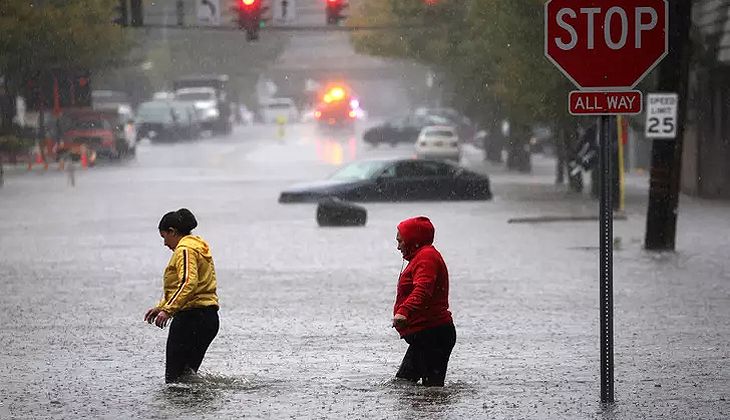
left=262, top=98, right=299, bottom=124
left=175, top=87, right=220, bottom=126
left=415, top=125, right=461, bottom=162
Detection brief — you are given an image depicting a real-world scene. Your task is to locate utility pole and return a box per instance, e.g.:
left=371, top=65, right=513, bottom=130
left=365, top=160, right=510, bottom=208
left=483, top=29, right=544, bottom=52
left=644, top=0, right=693, bottom=251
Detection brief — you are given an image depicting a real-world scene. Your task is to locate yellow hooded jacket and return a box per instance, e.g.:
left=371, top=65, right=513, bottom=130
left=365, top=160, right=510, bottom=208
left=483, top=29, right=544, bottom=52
left=156, top=235, right=219, bottom=316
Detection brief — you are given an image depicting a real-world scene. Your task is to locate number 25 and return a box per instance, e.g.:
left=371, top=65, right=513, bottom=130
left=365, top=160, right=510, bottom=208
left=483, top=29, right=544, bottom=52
left=648, top=117, right=675, bottom=134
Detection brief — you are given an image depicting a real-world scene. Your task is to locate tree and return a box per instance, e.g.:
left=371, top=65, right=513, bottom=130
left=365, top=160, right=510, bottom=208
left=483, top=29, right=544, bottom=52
left=350, top=0, right=580, bottom=170
left=0, top=0, right=133, bottom=134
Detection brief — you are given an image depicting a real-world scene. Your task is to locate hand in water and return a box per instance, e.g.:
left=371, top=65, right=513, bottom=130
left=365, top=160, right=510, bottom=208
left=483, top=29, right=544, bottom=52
left=154, top=311, right=171, bottom=329
left=144, top=307, right=160, bottom=324
left=392, top=314, right=407, bottom=328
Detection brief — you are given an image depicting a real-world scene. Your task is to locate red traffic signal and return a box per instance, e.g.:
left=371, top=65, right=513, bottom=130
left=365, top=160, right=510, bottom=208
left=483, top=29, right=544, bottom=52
left=326, top=0, right=347, bottom=25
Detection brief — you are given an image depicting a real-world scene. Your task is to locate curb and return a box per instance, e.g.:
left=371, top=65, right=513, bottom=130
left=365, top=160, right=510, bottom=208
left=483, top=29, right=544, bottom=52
left=508, top=213, right=629, bottom=224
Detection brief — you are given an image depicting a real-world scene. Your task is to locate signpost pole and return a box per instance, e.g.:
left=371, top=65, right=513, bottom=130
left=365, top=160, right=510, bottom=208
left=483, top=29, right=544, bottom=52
left=599, top=115, right=614, bottom=403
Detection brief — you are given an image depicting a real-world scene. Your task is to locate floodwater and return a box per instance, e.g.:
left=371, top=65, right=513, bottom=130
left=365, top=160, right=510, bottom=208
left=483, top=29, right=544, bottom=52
left=1, top=124, right=729, bottom=419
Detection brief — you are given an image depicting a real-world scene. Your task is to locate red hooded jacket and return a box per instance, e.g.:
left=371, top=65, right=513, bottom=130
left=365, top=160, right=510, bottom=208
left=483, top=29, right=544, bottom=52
left=393, top=216, right=453, bottom=337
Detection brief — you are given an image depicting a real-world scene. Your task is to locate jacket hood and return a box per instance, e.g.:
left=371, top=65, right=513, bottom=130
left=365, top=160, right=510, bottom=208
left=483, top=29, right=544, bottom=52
left=397, top=216, right=435, bottom=260
left=176, top=235, right=212, bottom=258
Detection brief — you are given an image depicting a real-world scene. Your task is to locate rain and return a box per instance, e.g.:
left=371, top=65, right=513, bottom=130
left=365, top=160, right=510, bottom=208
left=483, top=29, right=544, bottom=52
left=1, top=0, right=729, bottom=419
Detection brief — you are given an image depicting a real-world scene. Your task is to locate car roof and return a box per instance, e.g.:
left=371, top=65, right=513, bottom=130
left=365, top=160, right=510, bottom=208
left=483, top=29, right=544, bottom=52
left=422, top=125, right=457, bottom=132
left=176, top=87, right=215, bottom=93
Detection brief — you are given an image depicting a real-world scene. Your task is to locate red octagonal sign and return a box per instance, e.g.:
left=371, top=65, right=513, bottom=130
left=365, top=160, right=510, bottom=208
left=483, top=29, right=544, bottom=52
left=545, top=0, right=668, bottom=90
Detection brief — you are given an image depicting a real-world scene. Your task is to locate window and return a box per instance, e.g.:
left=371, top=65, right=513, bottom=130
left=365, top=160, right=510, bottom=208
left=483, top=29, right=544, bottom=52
left=425, top=129, right=456, bottom=138
left=328, top=160, right=390, bottom=181
left=380, top=164, right=397, bottom=178
left=395, top=161, right=452, bottom=178
left=176, top=92, right=215, bottom=101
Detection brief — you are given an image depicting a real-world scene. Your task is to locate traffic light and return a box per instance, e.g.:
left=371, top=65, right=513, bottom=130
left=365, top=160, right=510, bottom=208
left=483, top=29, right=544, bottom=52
left=326, top=0, right=348, bottom=25
left=113, top=0, right=129, bottom=26
left=72, top=73, right=92, bottom=108
left=234, top=0, right=269, bottom=41
left=20, top=70, right=92, bottom=111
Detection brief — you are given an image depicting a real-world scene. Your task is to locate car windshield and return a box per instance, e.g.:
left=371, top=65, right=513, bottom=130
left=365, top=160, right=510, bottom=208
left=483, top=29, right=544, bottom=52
left=328, top=161, right=389, bottom=181
left=426, top=130, right=455, bottom=137
left=176, top=92, right=214, bottom=101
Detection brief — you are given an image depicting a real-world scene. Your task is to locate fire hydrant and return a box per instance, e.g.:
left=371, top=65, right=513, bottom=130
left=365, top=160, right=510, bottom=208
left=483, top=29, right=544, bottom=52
left=276, top=115, right=287, bottom=140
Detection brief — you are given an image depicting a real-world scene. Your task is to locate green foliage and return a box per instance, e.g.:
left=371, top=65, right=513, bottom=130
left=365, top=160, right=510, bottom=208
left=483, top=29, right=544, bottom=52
left=0, top=135, right=33, bottom=155
left=350, top=0, right=576, bottom=129
left=0, top=0, right=133, bottom=83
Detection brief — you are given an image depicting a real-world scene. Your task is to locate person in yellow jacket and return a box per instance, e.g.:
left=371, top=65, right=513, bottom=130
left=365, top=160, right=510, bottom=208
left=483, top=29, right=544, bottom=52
left=144, top=208, right=220, bottom=383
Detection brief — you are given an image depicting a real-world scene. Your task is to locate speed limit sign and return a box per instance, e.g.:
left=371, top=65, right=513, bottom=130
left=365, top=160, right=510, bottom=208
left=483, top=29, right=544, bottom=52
left=645, top=93, right=678, bottom=139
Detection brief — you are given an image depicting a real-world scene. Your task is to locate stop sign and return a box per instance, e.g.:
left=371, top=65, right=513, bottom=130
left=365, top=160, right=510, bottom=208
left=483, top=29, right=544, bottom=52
left=545, top=0, right=668, bottom=90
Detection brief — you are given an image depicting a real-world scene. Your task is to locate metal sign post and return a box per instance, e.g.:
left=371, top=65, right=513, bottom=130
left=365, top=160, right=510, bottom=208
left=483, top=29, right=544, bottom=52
left=598, top=115, right=614, bottom=403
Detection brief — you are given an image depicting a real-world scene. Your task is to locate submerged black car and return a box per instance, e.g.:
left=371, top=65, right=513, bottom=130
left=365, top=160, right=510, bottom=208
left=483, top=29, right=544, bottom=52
left=278, top=158, right=492, bottom=203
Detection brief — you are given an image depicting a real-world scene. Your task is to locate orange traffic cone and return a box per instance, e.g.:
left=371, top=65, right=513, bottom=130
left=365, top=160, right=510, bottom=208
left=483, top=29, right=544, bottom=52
left=36, top=152, right=43, bottom=165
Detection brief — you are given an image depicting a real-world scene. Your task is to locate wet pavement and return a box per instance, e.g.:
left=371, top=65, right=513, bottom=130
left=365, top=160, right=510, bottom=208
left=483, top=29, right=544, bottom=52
left=1, top=121, right=729, bottom=419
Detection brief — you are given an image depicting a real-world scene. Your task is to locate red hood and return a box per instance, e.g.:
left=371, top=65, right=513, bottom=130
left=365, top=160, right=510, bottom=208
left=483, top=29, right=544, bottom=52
left=397, top=216, right=435, bottom=261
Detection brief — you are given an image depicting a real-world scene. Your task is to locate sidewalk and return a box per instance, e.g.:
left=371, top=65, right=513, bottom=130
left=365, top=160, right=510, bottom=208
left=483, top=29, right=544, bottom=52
left=464, top=151, right=651, bottom=216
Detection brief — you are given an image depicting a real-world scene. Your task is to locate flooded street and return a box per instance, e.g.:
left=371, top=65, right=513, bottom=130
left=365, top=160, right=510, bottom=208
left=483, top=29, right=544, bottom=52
left=1, top=123, right=729, bottom=419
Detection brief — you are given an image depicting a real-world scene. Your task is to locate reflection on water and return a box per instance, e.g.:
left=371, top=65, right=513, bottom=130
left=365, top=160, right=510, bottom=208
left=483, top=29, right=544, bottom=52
left=387, top=379, right=473, bottom=415
left=336, top=378, right=476, bottom=418
left=316, top=137, right=358, bottom=165
left=155, top=372, right=279, bottom=414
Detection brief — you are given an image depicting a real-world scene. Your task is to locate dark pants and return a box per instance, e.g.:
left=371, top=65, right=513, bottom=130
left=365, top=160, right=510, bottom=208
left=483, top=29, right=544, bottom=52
left=396, top=322, right=456, bottom=387
left=166, top=306, right=219, bottom=383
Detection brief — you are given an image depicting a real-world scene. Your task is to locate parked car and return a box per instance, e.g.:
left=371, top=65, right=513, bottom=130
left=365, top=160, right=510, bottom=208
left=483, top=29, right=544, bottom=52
left=58, top=110, right=119, bottom=160
left=414, top=106, right=478, bottom=143
left=94, top=104, right=137, bottom=156
left=262, top=98, right=299, bottom=124
left=174, top=87, right=221, bottom=133
left=363, top=114, right=450, bottom=147
left=415, top=125, right=461, bottom=162
left=170, top=101, right=202, bottom=140
left=173, top=74, right=234, bottom=135
left=278, top=158, right=492, bottom=203
left=136, top=100, right=193, bottom=142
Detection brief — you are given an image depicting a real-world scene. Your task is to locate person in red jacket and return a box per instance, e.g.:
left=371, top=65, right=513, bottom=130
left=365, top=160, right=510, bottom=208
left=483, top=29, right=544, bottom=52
left=392, top=216, right=456, bottom=387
